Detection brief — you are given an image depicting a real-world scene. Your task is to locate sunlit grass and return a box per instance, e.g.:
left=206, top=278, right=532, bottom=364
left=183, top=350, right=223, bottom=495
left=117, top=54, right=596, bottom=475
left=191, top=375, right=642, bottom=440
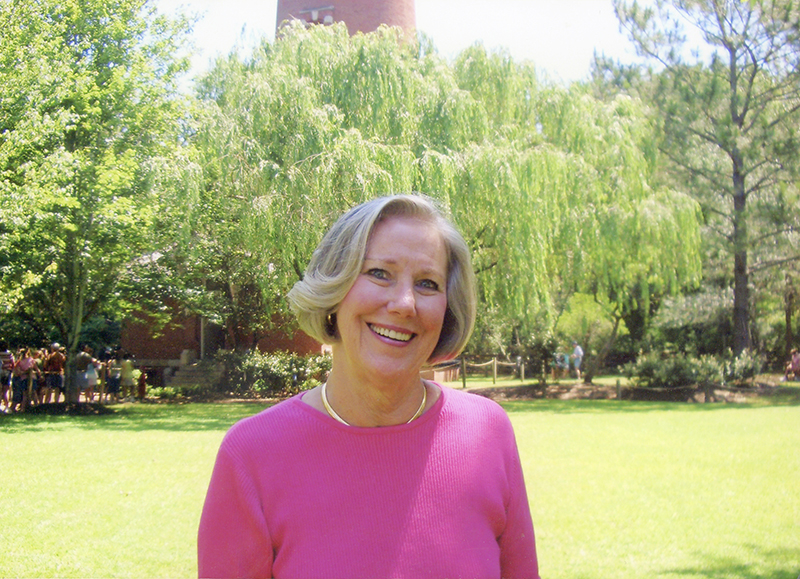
left=511, top=400, right=800, bottom=578
left=1, top=396, right=798, bottom=578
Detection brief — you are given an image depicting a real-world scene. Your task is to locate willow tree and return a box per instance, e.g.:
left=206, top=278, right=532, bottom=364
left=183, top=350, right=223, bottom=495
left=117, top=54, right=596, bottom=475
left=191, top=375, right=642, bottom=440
left=170, top=22, right=702, bottom=356
left=0, top=0, right=191, bottom=400
left=422, top=78, right=703, bottom=374
left=613, top=0, right=800, bottom=354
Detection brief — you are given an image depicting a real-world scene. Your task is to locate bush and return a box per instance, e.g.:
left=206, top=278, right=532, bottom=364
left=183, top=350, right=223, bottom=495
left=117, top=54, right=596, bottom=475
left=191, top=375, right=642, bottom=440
left=515, top=331, right=558, bottom=381
left=722, top=349, right=763, bottom=385
left=216, top=350, right=332, bottom=397
left=149, top=382, right=213, bottom=400
left=623, top=351, right=697, bottom=389
left=623, top=349, right=763, bottom=390
left=693, top=354, right=723, bottom=387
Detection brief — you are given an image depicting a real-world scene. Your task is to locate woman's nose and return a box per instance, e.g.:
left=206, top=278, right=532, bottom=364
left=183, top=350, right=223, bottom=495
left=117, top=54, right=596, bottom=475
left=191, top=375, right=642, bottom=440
left=387, top=282, right=416, bottom=316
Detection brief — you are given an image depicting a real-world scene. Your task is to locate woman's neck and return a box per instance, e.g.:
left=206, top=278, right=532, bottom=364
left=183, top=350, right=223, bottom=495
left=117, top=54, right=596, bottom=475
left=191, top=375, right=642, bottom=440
left=313, top=362, right=434, bottom=427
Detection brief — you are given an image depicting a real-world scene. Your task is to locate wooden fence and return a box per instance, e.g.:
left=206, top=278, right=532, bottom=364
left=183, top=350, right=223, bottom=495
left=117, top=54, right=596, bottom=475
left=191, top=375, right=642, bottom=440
left=429, top=357, right=526, bottom=389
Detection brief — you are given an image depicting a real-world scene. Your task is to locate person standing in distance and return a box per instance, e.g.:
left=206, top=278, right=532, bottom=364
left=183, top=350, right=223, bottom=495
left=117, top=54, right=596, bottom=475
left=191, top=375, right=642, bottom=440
left=571, top=340, right=584, bottom=381
left=198, top=194, right=540, bottom=579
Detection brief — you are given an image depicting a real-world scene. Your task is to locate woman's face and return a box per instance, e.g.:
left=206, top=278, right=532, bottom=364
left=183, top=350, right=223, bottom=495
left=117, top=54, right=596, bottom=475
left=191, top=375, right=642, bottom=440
left=333, top=216, right=448, bottom=383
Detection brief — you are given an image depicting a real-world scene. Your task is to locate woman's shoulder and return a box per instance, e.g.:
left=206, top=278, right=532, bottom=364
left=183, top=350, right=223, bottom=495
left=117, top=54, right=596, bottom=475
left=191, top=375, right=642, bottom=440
left=442, top=385, right=503, bottom=408
left=440, top=386, right=513, bottom=427
left=221, top=394, right=312, bottom=447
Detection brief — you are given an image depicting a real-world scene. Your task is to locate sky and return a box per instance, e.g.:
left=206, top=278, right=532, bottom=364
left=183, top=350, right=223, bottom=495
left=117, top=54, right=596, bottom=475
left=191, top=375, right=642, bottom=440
left=156, top=0, right=641, bottom=86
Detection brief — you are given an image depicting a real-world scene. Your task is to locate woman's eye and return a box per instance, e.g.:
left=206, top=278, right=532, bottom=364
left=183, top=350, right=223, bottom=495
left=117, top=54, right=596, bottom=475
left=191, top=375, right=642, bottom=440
left=366, top=268, right=388, bottom=280
left=418, top=279, right=440, bottom=291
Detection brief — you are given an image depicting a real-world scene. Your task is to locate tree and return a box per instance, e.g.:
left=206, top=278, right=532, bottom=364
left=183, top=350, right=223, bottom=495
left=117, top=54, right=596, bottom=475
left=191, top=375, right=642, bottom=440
left=163, top=23, right=702, bottom=359
left=613, top=0, right=800, bottom=354
left=0, top=0, right=192, bottom=401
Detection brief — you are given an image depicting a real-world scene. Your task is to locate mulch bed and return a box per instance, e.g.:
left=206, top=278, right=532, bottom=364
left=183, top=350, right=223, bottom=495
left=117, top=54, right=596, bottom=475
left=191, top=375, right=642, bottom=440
left=14, top=402, right=116, bottom=416
left=468, top=381, right=799, bottom=403
left=7, top=381, right=797, bottom=414
left=469, top=383, right=616, bottom=401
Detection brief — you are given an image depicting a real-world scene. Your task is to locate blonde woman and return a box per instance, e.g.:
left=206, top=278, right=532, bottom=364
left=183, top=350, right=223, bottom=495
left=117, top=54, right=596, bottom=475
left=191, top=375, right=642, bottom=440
left=199, top=195, right=539, bottom=579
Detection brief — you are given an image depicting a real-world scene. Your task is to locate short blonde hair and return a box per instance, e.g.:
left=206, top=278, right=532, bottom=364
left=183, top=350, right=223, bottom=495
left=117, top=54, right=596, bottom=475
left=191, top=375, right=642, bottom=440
left=287, top=194, right=476, bottom=363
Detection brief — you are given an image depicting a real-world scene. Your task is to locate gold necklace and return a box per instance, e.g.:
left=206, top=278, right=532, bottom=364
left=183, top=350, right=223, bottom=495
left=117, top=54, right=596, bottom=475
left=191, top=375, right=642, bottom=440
left=320, top=381, right=427, bottom=426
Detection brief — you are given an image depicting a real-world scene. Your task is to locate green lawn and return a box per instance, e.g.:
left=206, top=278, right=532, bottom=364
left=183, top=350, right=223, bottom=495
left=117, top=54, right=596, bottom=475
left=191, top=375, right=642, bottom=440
left=2, top=393, right=798, bottom=578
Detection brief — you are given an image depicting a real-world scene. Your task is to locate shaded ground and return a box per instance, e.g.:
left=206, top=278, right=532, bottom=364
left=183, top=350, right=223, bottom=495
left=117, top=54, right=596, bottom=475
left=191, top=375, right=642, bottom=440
left=16, top=402, right=116, bottom=415
left=469, top=375, right=800, bottom=403
left=6, top=375, right=798, bottom=415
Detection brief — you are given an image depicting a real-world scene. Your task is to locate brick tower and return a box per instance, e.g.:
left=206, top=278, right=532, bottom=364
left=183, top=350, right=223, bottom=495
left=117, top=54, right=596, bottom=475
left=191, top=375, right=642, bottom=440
left=276, top=0, right=416, bottom=37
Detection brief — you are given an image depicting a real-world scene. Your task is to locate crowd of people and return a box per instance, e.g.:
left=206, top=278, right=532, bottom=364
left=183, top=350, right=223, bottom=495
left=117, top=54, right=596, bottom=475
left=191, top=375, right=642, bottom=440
left=0, top=340, right=141, bottom=413
left=549, top=340, right=584, bottom=381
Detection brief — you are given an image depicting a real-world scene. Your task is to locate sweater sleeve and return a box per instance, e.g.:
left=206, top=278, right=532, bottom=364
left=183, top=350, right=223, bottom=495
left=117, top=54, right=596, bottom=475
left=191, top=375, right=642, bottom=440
left=198, top=440, right=273, bottom=579
left=498, top=419, right=540, bottom=579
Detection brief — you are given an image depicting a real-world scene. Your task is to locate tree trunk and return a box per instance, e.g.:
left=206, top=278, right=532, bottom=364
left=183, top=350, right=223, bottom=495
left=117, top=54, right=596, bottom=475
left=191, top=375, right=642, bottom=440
left=732, top=154, right=750, bottom=355
left=785, top=275, right=795, bottom=361
left=64, top=354, right=79, bottom=404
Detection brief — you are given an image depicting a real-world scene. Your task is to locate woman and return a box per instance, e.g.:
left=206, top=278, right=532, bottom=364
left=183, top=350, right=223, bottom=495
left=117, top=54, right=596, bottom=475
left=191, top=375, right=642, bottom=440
left=120, top=355, right=135, bottom=401
left=106, top=354, right=122, bottom=403
left=85, top=358, right=99, bottom=402
left=42, top=343, right=66, bottom=404
left=198, top=195, right=539, bottom=579
left=11, top=348, right=40, bottom=412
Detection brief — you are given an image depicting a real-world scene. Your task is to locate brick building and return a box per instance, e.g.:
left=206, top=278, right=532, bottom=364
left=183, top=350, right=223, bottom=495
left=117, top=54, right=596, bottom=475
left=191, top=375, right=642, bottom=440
left=276, top=0, right=416, bottom=36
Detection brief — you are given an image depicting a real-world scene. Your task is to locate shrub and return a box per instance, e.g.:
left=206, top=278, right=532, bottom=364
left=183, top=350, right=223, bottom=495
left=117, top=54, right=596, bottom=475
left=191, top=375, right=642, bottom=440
left=217, top=350, right=332, bottom=397
left=623, top=349, right=763, bottom=390
left=150, top=383, right=214, bottom=400
left=722, top=349, right=763, bottom=385
left=622, top=351, right=697, bottom=389
left=693, top=354, right=723, bottom=387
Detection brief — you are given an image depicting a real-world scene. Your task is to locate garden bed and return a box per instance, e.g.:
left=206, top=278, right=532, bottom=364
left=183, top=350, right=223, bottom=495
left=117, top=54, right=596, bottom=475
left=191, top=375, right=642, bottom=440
left=469, top=380, right=800, bottom=403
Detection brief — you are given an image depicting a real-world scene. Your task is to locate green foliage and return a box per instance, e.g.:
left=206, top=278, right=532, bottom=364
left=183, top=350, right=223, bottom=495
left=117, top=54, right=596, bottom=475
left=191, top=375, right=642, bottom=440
left=514, top=329, right=559, bottom=382
left=723, top=349, right=763, bottom=385
left=648, top=287, right=735, bottom=355
left=168, top=22, right=702, bottom=347
left=0, top=0, right=192, bottom=398
left=624, top=349, right=764, bottom=388
left=216, top=350, right=332, bottom=397
left=556, top=293, right=629, bottom=352
left=692, top=354, right=724, bottom=387
left=611, top=0, right=800, bottom=354
left=623, top=351, right=698, bottom=389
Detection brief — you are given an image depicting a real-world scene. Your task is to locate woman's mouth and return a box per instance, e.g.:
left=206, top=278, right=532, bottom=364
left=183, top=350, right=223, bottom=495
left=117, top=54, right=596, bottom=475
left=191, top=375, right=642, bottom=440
left=369, top=324, right=414, bottom=343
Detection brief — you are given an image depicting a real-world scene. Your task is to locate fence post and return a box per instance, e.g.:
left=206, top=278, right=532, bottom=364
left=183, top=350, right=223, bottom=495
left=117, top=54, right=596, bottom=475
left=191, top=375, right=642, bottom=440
left=461, top=358, right=467, bottom=389
left=492, top=357, right=497, bottom=385
left=616, top=379, right=621, bottom=400
left=521, top=361, right=525, bottom=383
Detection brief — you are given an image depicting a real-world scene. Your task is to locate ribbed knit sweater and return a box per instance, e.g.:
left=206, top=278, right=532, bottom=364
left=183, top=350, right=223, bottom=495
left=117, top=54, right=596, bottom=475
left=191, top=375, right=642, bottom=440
left=198, top=385, right=539, bottom=579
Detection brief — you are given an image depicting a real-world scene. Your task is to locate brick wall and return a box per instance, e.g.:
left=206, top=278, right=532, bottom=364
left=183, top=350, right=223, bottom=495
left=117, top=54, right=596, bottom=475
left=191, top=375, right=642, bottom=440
left=276, top=0, right=416, bottom=35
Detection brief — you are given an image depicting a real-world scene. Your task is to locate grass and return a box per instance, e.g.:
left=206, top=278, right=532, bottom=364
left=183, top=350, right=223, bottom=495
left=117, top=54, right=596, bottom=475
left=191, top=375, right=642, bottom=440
left=2, top=393, right=799, bottom=578
left=509, top=399, right=800, bottom=579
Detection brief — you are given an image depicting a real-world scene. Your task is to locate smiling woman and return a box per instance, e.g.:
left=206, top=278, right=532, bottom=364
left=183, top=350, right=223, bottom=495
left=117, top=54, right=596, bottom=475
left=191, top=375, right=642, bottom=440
left=198, top=194, right=540, bottom=579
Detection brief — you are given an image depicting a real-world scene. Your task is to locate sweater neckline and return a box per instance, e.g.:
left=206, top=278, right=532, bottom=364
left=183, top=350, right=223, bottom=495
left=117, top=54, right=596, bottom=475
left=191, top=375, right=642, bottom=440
left=297, top=382, right=447, bottom=431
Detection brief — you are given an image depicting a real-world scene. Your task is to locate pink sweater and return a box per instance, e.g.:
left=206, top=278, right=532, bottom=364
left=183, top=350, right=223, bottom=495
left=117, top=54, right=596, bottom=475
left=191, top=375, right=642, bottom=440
left=198, top=385, right=539, bottom=579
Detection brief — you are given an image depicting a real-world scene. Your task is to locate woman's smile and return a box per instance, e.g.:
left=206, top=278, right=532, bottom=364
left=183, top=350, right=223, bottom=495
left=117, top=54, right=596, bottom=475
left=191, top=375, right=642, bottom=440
left=368, top=323, right=414, bottom=343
